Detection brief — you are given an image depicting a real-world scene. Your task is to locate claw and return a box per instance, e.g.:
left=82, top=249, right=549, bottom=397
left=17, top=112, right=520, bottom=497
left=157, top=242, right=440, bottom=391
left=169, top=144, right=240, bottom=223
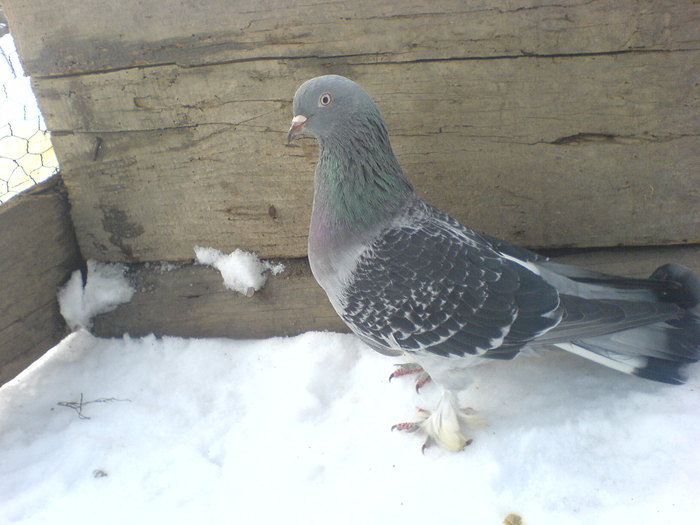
left=414, top=372, right=431, bottom=393
left=389, top=363, right=432, bottom=392
left=391, top=421, right=422, bottom=433
left=388, top=363, right=423, bottom=381
left=391, top=406, right=430, bottom=433
left=419, top=436, right=470, bottom=454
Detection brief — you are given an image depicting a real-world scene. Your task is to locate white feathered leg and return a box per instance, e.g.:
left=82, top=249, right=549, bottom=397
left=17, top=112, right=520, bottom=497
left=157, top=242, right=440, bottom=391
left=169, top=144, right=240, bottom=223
left=390, top=354, right=487, bottom=451
left=392, top=389, right=486, bottom=451
left=421, top=390, right=485, bottom=451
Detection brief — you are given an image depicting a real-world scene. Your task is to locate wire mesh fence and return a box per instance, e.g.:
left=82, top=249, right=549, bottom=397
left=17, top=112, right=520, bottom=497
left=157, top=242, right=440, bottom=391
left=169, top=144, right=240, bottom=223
left=0, top=22, right=59, bottom=204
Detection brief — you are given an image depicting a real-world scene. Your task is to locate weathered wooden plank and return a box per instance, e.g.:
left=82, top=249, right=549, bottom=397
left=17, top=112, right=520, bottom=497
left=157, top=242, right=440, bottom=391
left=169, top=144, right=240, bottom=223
left=93, top=245, right=700, bottom=340
left=0, top=176, right=82, bottom=385
left=92, top=258, right=348, bottom=339
left=38, top=51, right=699, bottom=261
left=4, top=0, right=699, bottom=76
left=548, top=246, right=700, bottom=277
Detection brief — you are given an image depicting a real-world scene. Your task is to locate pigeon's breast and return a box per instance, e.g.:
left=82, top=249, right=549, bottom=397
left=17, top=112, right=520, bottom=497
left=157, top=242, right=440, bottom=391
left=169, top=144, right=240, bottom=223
left=308, top=230, right=368, bottom=308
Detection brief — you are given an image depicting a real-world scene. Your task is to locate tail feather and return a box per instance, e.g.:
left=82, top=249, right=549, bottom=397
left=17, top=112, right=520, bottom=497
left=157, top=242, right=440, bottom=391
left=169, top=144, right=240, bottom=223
left=554, top=263, right=700, bottom=384
left=536, top=261, right=678, bottom=303
left=650, top=263, right=700, bottom=312
left=555, top=342, right=688, bottom=385
left=536, top=295, right=680, bottom=343
left=540, top=260, right=681, bottom=292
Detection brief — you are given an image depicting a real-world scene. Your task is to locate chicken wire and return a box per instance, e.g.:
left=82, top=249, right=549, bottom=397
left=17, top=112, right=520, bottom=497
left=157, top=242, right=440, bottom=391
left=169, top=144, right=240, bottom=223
left=0, top=24, right=59, bottom=204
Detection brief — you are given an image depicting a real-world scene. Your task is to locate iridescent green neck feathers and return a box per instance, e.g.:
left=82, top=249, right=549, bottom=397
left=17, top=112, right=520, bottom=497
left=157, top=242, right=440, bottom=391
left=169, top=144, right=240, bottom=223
left=313, top=112, right=414, bottom=234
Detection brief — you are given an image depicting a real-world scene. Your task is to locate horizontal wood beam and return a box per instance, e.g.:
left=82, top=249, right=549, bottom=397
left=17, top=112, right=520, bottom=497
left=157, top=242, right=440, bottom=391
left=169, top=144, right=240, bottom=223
left=38, top=52, right=700, bottom=260
left=93, top=245, right=700, bottom=340
left=5, top=1, right=699, bottom=77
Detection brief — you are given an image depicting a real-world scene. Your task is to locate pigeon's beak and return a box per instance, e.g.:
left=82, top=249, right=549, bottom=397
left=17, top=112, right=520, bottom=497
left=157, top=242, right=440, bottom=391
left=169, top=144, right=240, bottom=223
left=287, top=115, right=307, bottom=144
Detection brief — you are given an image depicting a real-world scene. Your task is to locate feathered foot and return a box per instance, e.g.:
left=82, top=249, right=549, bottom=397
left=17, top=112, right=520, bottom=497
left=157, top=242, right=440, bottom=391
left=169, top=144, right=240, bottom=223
left=391, top=391, right=487, bottom=452
left=389, top=363, right=431, bottom=392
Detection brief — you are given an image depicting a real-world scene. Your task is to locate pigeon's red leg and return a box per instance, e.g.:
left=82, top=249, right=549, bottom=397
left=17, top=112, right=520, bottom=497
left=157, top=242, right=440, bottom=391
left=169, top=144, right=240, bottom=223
left=389, top=363, right=432, bottom=392
left=391, top=408, right=433, bottom=452
left=391, top=407, right=430, bottom=433
left=414, top=372, right=431, bottom=392
left=391, top=421, right=422, bottom=433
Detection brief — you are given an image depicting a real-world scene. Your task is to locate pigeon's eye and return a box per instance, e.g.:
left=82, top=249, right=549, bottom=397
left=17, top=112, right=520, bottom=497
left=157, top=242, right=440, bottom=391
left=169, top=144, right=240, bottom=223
left=319, top=92, right=333, bottom=106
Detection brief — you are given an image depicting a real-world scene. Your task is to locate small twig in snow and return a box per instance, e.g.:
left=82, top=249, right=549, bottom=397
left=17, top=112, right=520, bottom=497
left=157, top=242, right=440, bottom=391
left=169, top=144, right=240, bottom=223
left=57, top=393, right=131, bottom=420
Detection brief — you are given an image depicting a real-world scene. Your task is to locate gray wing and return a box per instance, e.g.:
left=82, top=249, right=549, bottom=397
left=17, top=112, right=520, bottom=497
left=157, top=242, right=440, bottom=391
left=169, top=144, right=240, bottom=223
left=339, top=206, right=562, bottom=358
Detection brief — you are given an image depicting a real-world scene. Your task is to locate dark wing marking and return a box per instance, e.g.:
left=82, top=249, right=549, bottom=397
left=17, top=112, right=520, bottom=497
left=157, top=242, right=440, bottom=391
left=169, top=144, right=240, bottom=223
left=339, top=205, right=561, bottom=358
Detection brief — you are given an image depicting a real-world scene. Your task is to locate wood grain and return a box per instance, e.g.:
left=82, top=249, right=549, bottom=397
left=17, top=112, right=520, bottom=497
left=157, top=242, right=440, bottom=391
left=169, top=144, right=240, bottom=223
left=38, top=52, right=700, bottom=261
left=0, top=177, right=81, bottom=385
left=5, top=0, right=698, bottom=76
left=92, top=258, right=348, bottom=339
left=93, top=246, right=700, bottom=340
left=2, top=0, right=699, bottom=380
left=2, top=0, right=698, bottom=262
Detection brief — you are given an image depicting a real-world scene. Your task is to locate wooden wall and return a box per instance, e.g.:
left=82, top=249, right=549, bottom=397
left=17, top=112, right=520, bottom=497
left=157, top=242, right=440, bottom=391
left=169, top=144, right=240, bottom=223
left=0, top=176, right=81, bottom=384
left=92, top=246, right=700, bottom=340
left=4, top=0, right=699, bottom=263
left=1, top=1, right=698, bottom=361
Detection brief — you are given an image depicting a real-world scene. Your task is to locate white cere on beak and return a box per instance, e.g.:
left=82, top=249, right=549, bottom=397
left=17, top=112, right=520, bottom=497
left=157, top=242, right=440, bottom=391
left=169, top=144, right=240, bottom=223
left=287, top=115, right=308, bottom=144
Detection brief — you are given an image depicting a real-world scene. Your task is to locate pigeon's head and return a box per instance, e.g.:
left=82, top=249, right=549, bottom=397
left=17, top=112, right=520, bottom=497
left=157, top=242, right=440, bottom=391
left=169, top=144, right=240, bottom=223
left=287, top=75, right=379, bottom=144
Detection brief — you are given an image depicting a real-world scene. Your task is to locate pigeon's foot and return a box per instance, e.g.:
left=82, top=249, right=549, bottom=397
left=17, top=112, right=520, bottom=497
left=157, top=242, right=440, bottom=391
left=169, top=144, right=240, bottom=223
left=389, top=363, right=431, bottom=392
left=392, top=391, right=486, bottom=452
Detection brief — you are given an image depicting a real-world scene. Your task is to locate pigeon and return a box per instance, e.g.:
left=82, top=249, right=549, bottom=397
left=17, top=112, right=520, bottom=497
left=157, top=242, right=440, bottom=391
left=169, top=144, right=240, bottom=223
left=287, top=75, right=700, bottom=451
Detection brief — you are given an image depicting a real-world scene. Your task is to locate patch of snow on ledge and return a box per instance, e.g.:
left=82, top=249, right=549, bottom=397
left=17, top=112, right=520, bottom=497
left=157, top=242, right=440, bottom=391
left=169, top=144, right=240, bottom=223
left=194, top=246, right=285, bottom=297
left=57, top=260, right=135, bottom=331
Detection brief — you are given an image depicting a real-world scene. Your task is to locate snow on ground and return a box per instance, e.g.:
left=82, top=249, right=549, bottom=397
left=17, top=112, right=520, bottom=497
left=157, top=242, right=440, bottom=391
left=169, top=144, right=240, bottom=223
left=2, top=335, right=699, bottom=525
left=1, top=261, right=699, bottom=524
